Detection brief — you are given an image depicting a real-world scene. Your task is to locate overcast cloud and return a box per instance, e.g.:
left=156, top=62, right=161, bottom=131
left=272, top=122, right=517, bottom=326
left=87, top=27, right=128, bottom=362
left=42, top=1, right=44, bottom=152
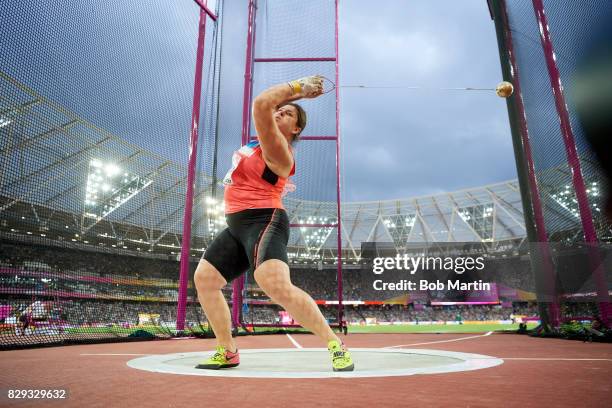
left=338, top=0, right=516, bottom=201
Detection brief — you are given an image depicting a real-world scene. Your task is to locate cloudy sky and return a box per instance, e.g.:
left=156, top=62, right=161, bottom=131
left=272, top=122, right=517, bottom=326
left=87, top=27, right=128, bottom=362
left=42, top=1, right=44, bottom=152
left=337, top=0, right=516, bottom=201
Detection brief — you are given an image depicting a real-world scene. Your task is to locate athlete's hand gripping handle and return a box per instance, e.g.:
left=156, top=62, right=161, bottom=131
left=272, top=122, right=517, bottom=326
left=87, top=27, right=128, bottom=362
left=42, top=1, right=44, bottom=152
left=287, top=75, right=324, bottom=99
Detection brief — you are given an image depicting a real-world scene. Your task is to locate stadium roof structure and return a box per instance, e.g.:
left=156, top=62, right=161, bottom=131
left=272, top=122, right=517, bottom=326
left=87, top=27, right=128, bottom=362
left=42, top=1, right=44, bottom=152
left=285, top=181, right=526, bottom=262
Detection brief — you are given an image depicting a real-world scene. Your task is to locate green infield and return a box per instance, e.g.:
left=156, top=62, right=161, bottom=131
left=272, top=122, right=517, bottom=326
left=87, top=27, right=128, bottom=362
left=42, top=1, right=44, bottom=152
left=236, top=322, right=537, bottom=334
left=346, top=322, right=537, bottom=334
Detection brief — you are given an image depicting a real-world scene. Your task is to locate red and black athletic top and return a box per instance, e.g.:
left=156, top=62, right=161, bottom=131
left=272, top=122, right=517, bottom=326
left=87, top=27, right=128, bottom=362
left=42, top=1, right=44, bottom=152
left=223, top=141, right=295, bottom=214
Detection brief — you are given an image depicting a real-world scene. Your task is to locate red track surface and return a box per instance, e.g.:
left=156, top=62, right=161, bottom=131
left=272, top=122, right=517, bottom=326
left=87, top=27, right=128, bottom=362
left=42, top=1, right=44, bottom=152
left=1, top=333, right=611, bottom=407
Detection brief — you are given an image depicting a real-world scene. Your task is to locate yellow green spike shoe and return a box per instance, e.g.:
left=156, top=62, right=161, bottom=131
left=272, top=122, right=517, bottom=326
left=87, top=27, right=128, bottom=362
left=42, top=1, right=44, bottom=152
left=195, top=345, right=240, bottom=370
left=328, top=340, right=354, bottom=372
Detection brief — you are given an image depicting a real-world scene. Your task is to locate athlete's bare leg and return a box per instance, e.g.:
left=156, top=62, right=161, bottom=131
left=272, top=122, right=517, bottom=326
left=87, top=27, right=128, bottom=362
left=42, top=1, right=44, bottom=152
left=254, top=259, right=341, bottom=345
left=193, top=260, right=237, bottom=352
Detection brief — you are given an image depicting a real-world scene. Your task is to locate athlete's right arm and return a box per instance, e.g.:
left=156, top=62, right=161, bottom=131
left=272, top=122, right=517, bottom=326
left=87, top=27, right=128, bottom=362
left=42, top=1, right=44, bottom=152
left=252, top=76, right=322, bottom=176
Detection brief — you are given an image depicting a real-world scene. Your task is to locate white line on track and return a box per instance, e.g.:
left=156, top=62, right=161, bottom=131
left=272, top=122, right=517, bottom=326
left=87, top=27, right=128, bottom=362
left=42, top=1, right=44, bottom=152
left=384, top=331, right=493, bottom=348
left=286, top=333, right=303, bottom=349
left=80, top=353, right=150, bottom=356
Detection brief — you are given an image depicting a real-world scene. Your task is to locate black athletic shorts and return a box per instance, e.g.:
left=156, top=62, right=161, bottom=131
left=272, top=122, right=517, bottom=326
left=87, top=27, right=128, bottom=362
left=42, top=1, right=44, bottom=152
left=202, top=208, right=290, bottom=283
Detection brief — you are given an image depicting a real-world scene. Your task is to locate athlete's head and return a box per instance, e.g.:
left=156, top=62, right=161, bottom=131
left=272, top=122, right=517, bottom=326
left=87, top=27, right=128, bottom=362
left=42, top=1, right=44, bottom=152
left=274, top=102, right=306, bottom=143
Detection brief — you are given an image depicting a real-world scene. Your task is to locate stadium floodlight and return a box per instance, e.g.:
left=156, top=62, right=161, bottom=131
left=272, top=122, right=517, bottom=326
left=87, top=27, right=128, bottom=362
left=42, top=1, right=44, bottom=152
left=405, top=216, right=416, bottom=227
left=547, top=182, right=605, bottom=219
left=383, top=215, right=416, bottom=248
left=383, top=219, right=395, bottom=228
left=458, top=205, right=494, bottom=240
left=83, top=159, right=152, bottom=225
left=301, top=219, right=336, bottom=256
left=458, top=210, right=471, bottom=221
left=104, top=163, right=121, bottom=177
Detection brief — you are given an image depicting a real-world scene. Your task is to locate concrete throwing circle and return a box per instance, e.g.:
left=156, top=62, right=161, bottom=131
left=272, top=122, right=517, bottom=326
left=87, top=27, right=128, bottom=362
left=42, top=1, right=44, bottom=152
left=127, top=348, right=503, bottom=378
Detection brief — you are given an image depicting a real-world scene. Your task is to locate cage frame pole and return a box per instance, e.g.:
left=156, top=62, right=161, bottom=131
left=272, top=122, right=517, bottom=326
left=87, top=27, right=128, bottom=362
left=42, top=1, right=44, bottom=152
left=232, top=0, right=258, bottom=329
left=489, top=0, right=560, bottom=327
left=531, top=0, right=611, bottom=326
left=334, top=0, right=345, bottom=331
left=176, top=4, right=211, bottom=333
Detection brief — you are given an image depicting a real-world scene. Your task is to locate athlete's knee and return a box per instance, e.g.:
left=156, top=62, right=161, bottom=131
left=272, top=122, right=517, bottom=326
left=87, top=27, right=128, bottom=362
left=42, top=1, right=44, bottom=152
left=261, top=281, right=295, bottom=304
left=254, top=260, right=293, bottom=303
left=194, top=260, right=227, bottom=292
